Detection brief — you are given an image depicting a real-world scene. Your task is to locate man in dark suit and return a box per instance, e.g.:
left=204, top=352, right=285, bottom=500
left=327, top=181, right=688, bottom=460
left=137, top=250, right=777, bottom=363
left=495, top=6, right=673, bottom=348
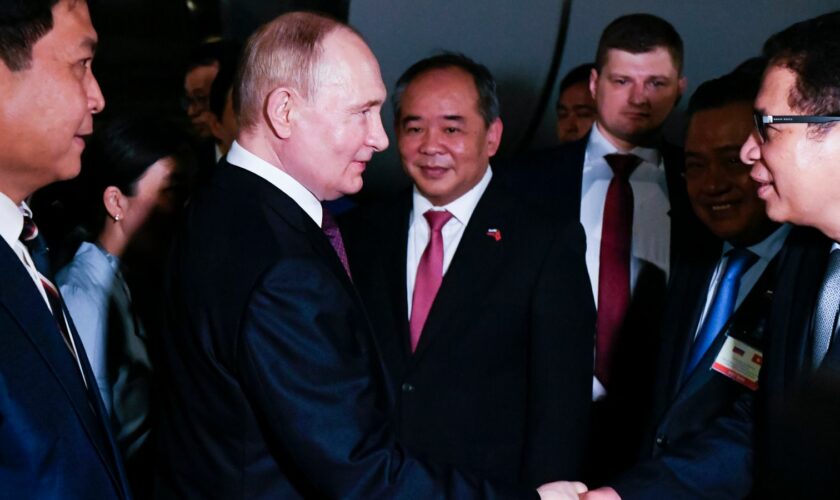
left=738, top=11, right=840, bottom=498
left=342, top=53, right=594, bottom=488
left=499, top=14, right=691, bottom=483
left=0, top=1, right=130, bottom=498
left=585, top=66, right=830, bottom=499
left=156, top=12, right=582, bottom=500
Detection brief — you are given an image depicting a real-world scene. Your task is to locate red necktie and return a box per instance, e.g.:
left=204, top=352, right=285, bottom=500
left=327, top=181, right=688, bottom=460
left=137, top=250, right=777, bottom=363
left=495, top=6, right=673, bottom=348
left=321, top=206, right=352, bottom=279
left=409, top=209, right=453, bottom=352
left=19, top=215, right=84, bottom=378
left=596, top=153, right=642, bottom=387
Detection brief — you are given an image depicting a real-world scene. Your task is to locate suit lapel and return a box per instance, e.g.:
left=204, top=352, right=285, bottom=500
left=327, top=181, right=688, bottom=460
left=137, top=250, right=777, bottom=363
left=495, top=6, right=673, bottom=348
left=0, top=244, right=126, bottom=498
left=411, top=180, right=508, bottom=363
left=663, top=249, right=720, bottom=403
left=382, top=196, right=412, bottom=359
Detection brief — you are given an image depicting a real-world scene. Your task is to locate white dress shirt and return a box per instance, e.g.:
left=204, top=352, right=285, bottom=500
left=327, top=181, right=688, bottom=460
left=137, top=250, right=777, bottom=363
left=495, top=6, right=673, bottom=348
left=227, top=140, right=323, bottom=227
left=583, top=124, right=671, bottom=400
left=581, top=123, right=671, bottom=303
left=0, top=194, right=52, bottom=308
left=406, top=166, right=492, bottom=317
left=694, top=224, right=791, bottom=339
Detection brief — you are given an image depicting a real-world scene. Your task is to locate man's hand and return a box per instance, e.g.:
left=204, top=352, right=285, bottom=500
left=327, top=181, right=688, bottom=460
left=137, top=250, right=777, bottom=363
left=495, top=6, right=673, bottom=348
left=579, top=486, right=621, bottom=499
left=537, top=481, right=588, bottom=499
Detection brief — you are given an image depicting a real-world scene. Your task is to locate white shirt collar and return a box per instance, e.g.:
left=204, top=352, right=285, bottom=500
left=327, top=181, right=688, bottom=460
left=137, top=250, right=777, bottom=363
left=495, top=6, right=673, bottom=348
left=411, top=166, right=493, bottom=226
left=226, top=140, right=323, bottom=227
left=588, top=122, right=662, bottom=167
left=722, top=223, right=792, bottom=261
left=0, top=193, right=27, bottom=251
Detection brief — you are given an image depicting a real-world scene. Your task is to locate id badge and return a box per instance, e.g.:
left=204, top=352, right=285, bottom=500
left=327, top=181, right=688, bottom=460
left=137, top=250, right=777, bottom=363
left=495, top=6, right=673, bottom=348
left=711, top=336, right=762, bottom=391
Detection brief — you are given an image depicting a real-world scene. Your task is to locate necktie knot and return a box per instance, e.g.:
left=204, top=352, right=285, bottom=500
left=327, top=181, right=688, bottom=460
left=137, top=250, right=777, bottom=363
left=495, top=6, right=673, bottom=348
left=423, top=209, right=453, bottom=233
left=604, top=153, right=642, bottom=181
left=723, top=247, right=759, bottom=282
left=19, top=214, right=39, bottom=243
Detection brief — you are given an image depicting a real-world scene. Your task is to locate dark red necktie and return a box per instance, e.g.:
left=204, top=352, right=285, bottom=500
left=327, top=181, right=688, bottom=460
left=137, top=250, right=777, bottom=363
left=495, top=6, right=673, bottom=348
left=595, top=153, right=642, bottom=388
left=409, top=209, right=453, bottom=352
left=321, top=206, right=352, bottom=279
left=19, top=215, right=84, bottom=377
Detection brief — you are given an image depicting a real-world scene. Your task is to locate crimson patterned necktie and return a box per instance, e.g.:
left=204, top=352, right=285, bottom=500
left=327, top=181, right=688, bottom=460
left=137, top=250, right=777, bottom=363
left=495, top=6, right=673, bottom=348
left=595, top=153, right=642, bottom=388
left=19, top=215, right=84, bottom=373
left=409, top=209, right=453, bottom=352
left=321, top=206, right=352, bottom=279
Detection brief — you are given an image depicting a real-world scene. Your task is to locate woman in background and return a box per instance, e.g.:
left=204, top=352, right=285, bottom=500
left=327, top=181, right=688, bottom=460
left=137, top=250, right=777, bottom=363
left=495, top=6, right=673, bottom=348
left=56, top=116, right=190, bottom=498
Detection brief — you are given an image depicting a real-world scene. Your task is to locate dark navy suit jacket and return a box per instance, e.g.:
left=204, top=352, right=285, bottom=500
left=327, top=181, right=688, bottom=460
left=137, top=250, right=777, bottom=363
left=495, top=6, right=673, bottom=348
left=497, top=134, right=694, bottom=483
left=155, top=161, right=537, bottom=499
left=0, top=239, right=129, bottom=499
left=342, top=178, right=595, bottom=487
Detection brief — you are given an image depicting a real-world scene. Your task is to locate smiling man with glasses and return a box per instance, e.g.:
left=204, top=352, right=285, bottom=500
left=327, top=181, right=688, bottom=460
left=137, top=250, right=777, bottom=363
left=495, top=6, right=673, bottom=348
left=739, top=10, right=840, bottom=499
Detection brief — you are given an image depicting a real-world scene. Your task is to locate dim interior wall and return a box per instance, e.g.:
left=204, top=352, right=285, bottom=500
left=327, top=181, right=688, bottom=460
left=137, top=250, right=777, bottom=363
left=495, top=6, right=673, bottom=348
left=350, top=0, right=838, bottom=198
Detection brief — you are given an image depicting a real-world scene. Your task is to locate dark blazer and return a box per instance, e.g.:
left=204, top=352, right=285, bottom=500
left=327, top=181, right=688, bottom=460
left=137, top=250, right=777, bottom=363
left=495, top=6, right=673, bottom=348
left=341, top=177, right=595, bottom=487
left=612, top=226, right=826, bottom=499
left=497, top=134, right=694, bottom=483
left=155, top=161, right=536, bottom=499
left=0, top=241, right=129, bottom=499
left=749, top=228, right=834, bottom=498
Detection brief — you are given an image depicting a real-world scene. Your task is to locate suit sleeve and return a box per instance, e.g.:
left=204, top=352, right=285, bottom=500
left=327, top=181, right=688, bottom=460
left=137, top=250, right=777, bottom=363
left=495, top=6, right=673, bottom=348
left=610, top=391, right=753, bottom=500
left=237, top=257, right=537, bottom=500
left=521, top=221, right=595, bottom=485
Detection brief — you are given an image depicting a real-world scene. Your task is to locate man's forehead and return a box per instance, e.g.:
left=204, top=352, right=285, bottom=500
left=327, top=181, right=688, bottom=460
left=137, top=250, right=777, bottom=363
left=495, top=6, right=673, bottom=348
left=756, top=65, right=797, bottom=112
left=601, top=47, right=679, bottom=75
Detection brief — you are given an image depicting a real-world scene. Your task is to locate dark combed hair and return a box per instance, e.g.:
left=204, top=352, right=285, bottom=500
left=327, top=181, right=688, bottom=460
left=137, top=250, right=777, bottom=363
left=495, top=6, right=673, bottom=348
left=0, top=0, right=61, bottom=71
left=185, top=38, right=239, bottom=73
left=559, top=63, right=595, bottom=95
left=595, top=13, right=684, bottom=73
left=77, top=115, right=191, bottom=236
left=392, top=52, right=500, bottom=127
left=209, top=45, right=241, bottom=120
left=763, top=10, right=840, bottom=136
left=687, top=57, right=765, bottom=118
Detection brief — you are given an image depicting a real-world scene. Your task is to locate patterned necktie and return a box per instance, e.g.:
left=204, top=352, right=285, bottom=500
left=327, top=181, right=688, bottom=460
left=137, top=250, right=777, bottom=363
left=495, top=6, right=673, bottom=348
left=19, top=215, right=84, bottom=376
left=321, top=206, right=352, bottom=279
left=684, top=247, right=758, bottom=378
left=595, top=153, right=642, bottom=387
left=812, top=248, right=840, bottom=369
left=409, top=209, right=453, bottom=352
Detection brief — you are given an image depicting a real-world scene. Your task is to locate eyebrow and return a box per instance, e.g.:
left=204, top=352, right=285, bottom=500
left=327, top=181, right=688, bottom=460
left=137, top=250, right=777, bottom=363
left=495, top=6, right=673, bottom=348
left=81, top=36, right=98, bottom=55
left=400, top=114, right=466, bottom=125
left=352, top=98, right=382, bottom=111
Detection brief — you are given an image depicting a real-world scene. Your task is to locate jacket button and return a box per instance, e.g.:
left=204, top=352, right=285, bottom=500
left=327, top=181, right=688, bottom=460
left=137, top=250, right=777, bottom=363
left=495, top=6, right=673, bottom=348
left=401, top=383, right=414, bottom=393
left=655, top=435, right=667, bottom=447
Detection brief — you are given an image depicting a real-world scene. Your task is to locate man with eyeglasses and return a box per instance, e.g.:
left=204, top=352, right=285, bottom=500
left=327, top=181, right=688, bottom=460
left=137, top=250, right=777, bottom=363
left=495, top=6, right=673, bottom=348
left=739, top=10, right=840, bottom=498
left=581, top=63, right=828, bottom=500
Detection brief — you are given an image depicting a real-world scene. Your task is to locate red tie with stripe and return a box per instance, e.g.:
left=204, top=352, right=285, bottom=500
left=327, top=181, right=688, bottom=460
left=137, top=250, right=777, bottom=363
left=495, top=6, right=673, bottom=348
left=19, top=215, right=84, bottom=375
left=596, top=153, right=642, bottom=388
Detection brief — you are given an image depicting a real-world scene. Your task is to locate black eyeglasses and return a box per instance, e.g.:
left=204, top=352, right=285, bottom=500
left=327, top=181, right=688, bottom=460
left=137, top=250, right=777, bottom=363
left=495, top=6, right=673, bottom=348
left=753, top=111, right=840, bottom=143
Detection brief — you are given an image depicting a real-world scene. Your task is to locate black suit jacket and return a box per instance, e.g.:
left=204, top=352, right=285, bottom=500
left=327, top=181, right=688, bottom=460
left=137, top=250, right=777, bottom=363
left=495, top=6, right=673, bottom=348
left=0, top=240, right=129, bottom=499
left=497, top=134, right=695, bottom=483
left=612, top=226, right=828, bottom=499
left=342, top=178, right=595, bottom=487
left=155, top=161, right=536, bottom=499
left=749, top=228, right=835, bottom=498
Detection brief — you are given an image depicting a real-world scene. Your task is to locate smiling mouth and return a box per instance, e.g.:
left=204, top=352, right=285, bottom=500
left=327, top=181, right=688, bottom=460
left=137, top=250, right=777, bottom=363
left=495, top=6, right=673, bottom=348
left=710, top=202, right=737, bottom=212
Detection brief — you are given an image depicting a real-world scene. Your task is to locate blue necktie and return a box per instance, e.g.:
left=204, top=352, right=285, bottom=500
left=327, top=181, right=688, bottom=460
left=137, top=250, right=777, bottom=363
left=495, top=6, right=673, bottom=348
left=684, top=247, right=758, bottom=378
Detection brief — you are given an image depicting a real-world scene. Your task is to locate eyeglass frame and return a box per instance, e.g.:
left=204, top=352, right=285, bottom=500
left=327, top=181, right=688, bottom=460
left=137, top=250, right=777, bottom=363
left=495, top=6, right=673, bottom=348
left=752, top=111, right=840, bottom=143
